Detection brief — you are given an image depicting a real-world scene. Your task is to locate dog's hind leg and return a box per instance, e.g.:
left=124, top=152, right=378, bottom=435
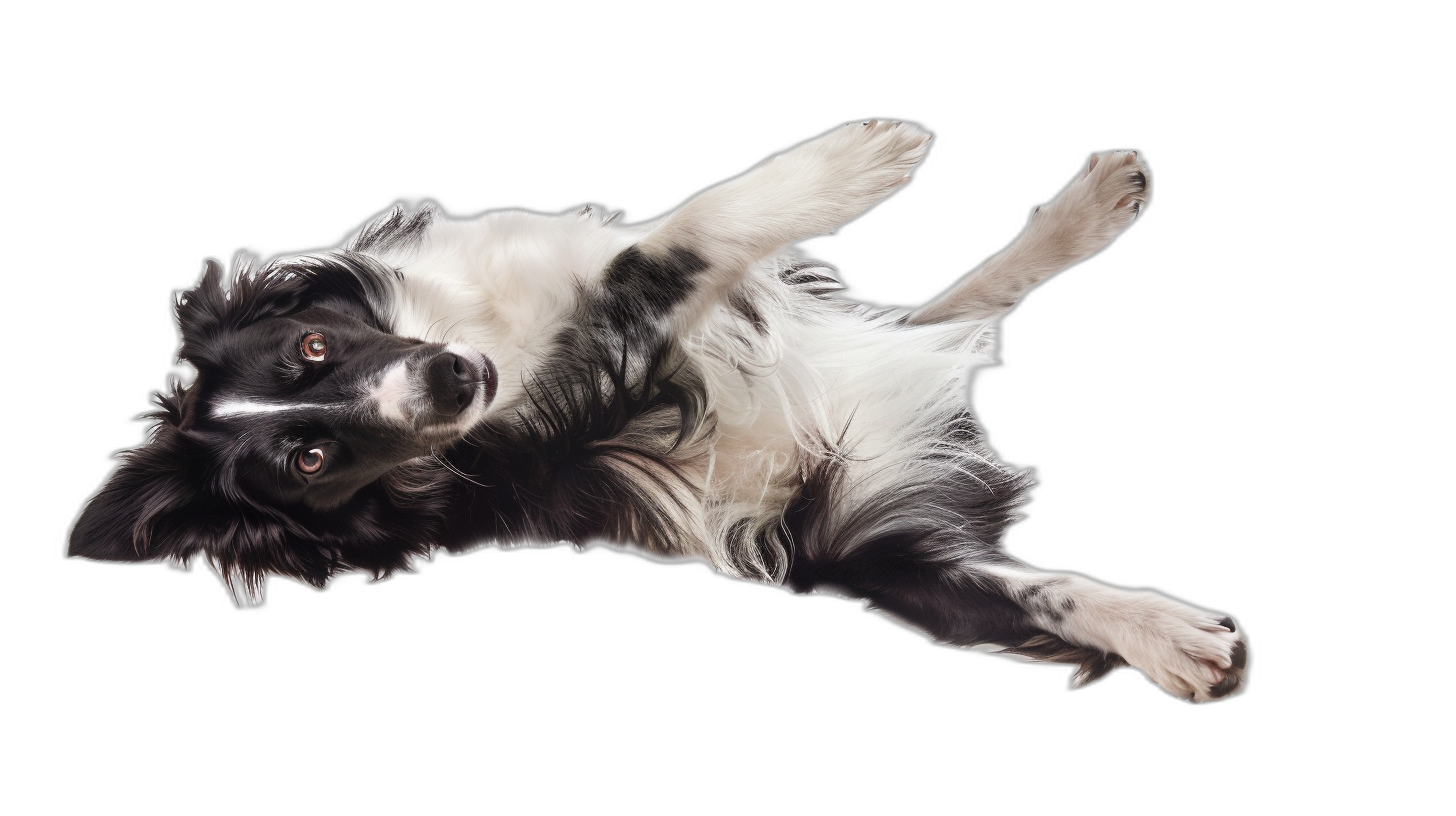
left=781, top=430, right=1244, bottom=701
left=985, top=561, right=1247, bottom=701
left=908, top=150, right=1149, bottom=325
left=793, top=539, right=1246, bottom=701
left=596, top=121, right=931, bottom=338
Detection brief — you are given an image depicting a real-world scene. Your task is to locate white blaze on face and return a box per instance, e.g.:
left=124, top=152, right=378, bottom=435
left=211, top=401, right=336, bottom=417
left=370, top=359, right=413, bottom=424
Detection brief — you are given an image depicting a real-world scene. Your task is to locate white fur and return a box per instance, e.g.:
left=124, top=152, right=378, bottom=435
left=362, top=123, right=961, bottom=576
left=352, top=125, right=1065, bottom=577
left=984, top=565, right=1242, bottom=701
left=211, top=400, right=341, bottom=417
left=330, top=122, right=1234, bottom=698
left=364, top=343, right=492, bottom=432
left=381, top=210, right=634, bottom=417
left=369, top=360, right=411, bottom=424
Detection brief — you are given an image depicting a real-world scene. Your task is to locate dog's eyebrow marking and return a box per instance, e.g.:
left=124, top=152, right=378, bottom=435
left=210, top=401, right=341, bottom=417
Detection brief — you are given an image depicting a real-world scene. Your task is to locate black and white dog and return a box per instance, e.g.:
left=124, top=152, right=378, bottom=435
left=72, top=122, right=1246, bottom=701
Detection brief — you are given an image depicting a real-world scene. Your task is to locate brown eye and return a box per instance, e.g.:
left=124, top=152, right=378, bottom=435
left=301, top=332, right=327, bottom=362
left=296, top=447, right=325, bottom=474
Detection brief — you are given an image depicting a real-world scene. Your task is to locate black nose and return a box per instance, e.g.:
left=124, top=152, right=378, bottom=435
left=425, top=352, right=479, bottom=417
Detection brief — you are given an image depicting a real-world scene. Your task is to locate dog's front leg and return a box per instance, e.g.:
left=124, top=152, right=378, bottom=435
left=910, top=150, right=1149, bottom=324
left=596, top=121, right=931, bottom=338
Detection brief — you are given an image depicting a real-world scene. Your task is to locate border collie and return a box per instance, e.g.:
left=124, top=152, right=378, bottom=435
left=71, top=121, right=1246, bottom=701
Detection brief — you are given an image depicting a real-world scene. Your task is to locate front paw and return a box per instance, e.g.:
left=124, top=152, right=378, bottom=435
left=1033, top=149, right=1149, bottom=256
left=814, top=120, right=933, bottom=199
left=1082, top=149, right=1149, bottom=216
left=765, top=120, right=932, bottom=229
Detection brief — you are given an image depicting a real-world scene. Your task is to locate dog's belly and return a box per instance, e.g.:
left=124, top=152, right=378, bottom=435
left=706, top=418, right=802, bottom=510
left=679, top=288, right=997, bottom=579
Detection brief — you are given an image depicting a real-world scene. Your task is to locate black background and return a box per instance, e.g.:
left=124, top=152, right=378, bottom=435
left=39, top=76, right=1281, bottom=746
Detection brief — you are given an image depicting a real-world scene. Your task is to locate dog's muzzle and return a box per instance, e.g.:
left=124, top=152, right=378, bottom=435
left=374, top=344, right=497, bottom=431
left=424, top=346, right=499, bottom=422
left=426, top=351, right=482, bottom=417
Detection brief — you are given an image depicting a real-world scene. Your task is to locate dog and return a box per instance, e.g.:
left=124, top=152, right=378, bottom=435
left=71, top=121, right=1246, bottom=701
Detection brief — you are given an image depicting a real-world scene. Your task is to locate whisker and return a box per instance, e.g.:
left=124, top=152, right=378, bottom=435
left=429, top=446, right=492, bottom=488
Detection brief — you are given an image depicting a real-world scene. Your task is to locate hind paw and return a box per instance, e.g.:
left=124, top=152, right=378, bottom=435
left=1125, top=607, right=1248, bottom=702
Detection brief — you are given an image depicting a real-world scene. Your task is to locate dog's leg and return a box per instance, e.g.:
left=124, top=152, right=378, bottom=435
left=909, top=150, right=1149, bottom=324
left=596, top=121, right=931, bottom=337
left=793, top=536, right=1245, bottom=700
left=983, top=562, right=1247, bottom=701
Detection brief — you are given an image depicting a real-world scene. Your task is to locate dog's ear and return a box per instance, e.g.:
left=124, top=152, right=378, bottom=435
left=177, top=256, right=395, bottom=363
left=69, top=418, right=203, bottom=565
left=175, top=259, right=230, bottom=350
left=71, top=383, right=443, bottom=594
left=69, top=414, right=337, bottom=596
left=69, top=383, right=220, bottom=565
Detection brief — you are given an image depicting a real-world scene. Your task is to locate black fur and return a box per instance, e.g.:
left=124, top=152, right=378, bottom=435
left=68, top=132, right=1243, bottom=700
left=71, top=246, right=1061, bottom=655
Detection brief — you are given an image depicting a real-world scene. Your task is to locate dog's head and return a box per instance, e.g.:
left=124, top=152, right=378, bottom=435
left=70, top=254, right=496, bottom=594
